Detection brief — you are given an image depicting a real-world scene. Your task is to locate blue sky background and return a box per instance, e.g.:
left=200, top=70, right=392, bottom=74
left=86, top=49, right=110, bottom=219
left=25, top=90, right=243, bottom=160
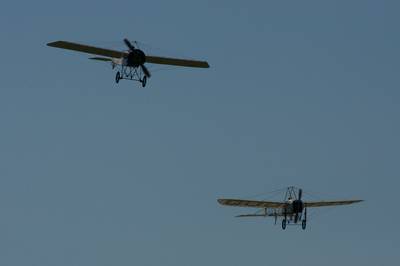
left=0, top=1, right=399, bottom=265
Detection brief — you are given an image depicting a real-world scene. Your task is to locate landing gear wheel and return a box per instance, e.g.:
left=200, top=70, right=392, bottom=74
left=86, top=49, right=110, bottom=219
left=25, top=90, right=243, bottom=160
left=141, top=76, right=147, bottom=87
left=282, top=219, right=287, bottom=230
left=302, top=220, right=306, bottom=230
left=115, top=71, right=121, bottom=83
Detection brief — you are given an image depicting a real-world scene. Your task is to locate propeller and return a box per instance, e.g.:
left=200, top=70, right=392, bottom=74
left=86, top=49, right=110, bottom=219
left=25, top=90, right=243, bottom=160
left=294, top=188, right=303, bottom=223
left=140, top=64, right=151, bottom=78
left=123, top=38, right=135, bottom=51
left=123, top=38, right=151, bottom=78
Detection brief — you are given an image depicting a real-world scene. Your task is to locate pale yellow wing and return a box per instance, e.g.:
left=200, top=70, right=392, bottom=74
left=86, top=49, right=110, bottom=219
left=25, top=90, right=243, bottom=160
left=47, top=41, right=209, bottom=68
left=47, top=41, right=126, bottom=58
left=145, top=55, right=209, bottom=68
left=217, top=199, right=285, bottom=208
left=305, top=200, right=363, bottom=207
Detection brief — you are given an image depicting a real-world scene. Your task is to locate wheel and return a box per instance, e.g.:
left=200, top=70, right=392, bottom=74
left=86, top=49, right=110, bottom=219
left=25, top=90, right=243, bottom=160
left=115, top=71, right=121, bottom=83
left=282, top=219, right=287, bottom=230
left=302, top=220, right=306, bottom=230
left=141, top=76, right=147, bottom=87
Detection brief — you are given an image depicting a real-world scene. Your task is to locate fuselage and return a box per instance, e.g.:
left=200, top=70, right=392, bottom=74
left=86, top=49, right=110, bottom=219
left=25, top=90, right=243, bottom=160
left=112, top=48, right=146, bottom=68
left=265, top=199, right=304, bottom=219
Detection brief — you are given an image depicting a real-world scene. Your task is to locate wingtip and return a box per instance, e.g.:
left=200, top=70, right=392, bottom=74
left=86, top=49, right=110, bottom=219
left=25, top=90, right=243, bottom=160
left=46, top=41, right=60, bottom=47
left=350, top=199, right=364, bottom=204
left=47, top=40, right=70, bottom=47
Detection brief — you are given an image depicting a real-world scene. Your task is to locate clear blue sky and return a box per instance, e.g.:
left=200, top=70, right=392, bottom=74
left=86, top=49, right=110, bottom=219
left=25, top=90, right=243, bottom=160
left=0, top=1, right=399, bottom=265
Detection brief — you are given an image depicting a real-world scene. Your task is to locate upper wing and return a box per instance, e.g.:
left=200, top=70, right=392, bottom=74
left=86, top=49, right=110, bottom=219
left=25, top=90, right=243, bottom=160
left=47, top=41, right=209, bottom=68
left=47, top=41, right=126, bottom=58
left=305, top=200, right=363, bottom=208
left=217, top=199, right=285, bottom=208
left=145, top=55, right=209, bottom=68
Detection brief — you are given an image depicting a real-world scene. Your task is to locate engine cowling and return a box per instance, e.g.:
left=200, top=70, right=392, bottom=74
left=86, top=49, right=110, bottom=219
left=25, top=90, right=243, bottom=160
left=127, top=49, right=146, bottom=67
left=292, top=200, right=304, bottom=214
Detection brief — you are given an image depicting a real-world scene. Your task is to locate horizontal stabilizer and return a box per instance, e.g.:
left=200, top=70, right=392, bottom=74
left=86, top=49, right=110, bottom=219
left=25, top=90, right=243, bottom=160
left=236, top=214, right=267, bottom=218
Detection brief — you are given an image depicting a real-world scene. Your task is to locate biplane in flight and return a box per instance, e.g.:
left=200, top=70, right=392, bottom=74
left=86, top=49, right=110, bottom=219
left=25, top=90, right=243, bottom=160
left=47, top=39, right=210, bottom=87
left=218, top=186, right=363, bottom=230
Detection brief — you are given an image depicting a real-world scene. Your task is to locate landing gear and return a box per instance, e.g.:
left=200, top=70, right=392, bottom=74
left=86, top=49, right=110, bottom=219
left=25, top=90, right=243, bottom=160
left=282, top=209, right=287, bottom=230
left=114, top=65, right=149, bottom=86
left=141, top=76, right=147, bottom=87
left=302, top=207, right=307, bottom=230
left=115, top=71, right=121, bottom=83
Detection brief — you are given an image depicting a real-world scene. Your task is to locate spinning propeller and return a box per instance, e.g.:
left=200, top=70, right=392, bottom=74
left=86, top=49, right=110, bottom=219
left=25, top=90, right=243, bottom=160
left=123, top=38, right=151, bottom=78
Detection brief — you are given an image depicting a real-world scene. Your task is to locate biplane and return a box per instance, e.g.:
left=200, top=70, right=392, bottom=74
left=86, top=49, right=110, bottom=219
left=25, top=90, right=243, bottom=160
left=218, top=186, right=363, bottom=230
left=47, top=39, right=210, bottom=87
